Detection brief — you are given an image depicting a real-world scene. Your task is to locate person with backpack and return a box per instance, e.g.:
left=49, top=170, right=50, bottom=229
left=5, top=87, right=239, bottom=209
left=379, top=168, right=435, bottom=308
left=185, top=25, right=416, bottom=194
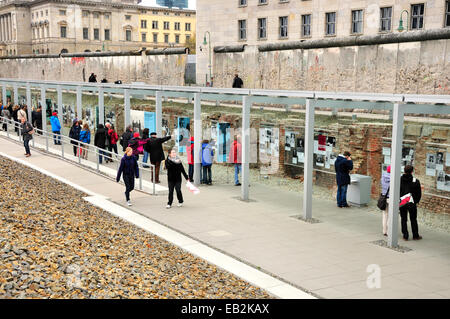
left=334, top=151, right=353, bottom=208
left=400, top=165, right=422, bottom=241
left=68, top=119, right=81, bottom=156
left=201, top=139, right=214, bottom=185
left=20, top=117, right=34, bottom=157
left=79, top=123, right=91, bottom=159
left=116, top=147, right=139, bottom=207
left=50, top=111, right=62, bottom=145
left=165, top=148, right=189, bottom=209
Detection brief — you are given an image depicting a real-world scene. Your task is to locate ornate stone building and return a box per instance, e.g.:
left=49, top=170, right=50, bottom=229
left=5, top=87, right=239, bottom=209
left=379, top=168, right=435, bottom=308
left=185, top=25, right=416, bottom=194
left=196, top=0, right=450, bottom=85
left=0, top=0, right=195, bottom=56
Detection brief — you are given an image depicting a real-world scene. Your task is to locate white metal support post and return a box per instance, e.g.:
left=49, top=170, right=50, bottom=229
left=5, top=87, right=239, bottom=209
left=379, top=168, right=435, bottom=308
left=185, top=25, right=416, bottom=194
left=1, top=83, right=6, bottom=105
left=98, top=86, right=104, bottom=125
left=155, top=91, right=162, bottom=137
left=13, top=84, right=18, bottom=106
left=124, top=89, right=131, bottom=130
left=193, top=92, right=202, bottom=186
left=76, top=86, right=82, bottom=120
left=26, top=83, right=32, bottom=121
left=40, top=85, right=47, bottom=132
left=387, top=103, right=405, bottom=248
left=241, top=95, right=251, bottom=201
left=57, top=85, right=63, bottom=125
left=303, top=99, right=315, bottom=220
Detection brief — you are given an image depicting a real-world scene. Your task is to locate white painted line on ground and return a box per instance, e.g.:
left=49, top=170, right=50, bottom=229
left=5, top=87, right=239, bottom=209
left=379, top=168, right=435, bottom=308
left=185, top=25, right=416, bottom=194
left=85, top=195, right=316, bottom=299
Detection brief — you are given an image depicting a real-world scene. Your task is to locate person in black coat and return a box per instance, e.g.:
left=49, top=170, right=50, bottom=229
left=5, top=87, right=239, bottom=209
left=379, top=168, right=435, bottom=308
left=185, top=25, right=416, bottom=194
left=116, top=147, right=139, bottom=206
left=68, top=119, right=81, bottom=156
left=232, top=74, right=243, bottom=88
left=88, top=73, right=97, bottom=83
left=144, top=132, right=171, bottom=183
left=165, top=148, right=189, bottom=209
left=33, top=107, right=42, bottom=134
left=334, top=151, right=353, bottom=208
left=399, top=165, right=422, bottom=241
left=94, top=124, right=108, bottom=164
left=120, top=125, right=133, bottom=152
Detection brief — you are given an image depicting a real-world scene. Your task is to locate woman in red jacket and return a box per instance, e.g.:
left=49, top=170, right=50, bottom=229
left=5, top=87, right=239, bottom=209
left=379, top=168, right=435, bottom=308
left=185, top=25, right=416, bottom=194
left=228, top=135, right=242, bottom=186
left=108, top=124, right=119, bottom=160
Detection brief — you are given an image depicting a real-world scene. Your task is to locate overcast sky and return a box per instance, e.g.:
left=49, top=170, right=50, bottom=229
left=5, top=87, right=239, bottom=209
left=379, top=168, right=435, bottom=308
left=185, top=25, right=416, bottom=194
left=139, top=0, right=196, bottom=10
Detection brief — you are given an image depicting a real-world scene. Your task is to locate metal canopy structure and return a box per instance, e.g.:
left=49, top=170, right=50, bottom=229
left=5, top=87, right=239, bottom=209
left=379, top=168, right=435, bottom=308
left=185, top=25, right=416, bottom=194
left=1, top=78, right=449, bottom=248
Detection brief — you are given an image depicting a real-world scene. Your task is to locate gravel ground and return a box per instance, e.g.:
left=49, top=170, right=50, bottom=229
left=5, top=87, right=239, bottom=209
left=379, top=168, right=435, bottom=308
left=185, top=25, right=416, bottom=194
left=0, top=156, right=272, bottom=299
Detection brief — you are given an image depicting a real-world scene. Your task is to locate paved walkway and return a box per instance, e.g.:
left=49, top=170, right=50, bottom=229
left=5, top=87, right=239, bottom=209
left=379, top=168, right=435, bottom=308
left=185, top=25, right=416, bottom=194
left=1, top=136, right=449, bottom=299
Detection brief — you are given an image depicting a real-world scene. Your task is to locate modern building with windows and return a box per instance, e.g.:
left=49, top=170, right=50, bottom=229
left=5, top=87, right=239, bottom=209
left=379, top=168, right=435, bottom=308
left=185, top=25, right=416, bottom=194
left=0, top=0, right=194, bottom=56
left=197, top=0, right=450, bottom=85
left=138, top=6, right=195, bottom=49
left=156, top=0, right=189, bottom=9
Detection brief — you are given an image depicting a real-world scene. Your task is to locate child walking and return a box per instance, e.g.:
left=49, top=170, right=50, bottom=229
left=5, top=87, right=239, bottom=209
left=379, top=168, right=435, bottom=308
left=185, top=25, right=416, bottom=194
left=116, top=147, right=139, bottom=206
left=165, top=148, right=189, bottom=209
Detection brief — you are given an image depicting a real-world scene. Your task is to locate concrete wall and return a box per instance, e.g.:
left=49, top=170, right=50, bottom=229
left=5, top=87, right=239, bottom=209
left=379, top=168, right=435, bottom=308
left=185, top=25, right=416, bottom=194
left=0, top=53, right=188, bottom=85
left=212, top=39, right=450, bottom=94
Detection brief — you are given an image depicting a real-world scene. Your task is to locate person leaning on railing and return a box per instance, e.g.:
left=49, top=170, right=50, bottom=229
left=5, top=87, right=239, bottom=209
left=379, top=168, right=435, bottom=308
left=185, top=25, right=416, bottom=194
left=69, top=119, right=81, bottom=156
left=50, top=112, right=62, bottom=145
left=79, top=124, right=91, bottom=160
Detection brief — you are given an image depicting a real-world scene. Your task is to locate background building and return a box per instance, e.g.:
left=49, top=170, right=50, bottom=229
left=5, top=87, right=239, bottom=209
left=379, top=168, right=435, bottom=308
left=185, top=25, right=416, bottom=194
left=0, top=0, right=195, bottom=56
left=197, top=0, right=450, bottom=86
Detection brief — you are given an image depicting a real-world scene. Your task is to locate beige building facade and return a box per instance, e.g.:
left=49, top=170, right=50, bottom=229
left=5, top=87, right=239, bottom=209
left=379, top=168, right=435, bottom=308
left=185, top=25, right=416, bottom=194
left=0, top=0, right=195, bottom=56
left=197, top=0, right=450, bottom=85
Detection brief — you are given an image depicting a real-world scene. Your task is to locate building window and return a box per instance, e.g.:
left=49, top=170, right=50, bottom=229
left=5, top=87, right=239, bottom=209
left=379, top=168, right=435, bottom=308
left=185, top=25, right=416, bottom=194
left=142, top=33, right=147, bottom=42
left=164, top=12, right=169, bottom=16
left=126, top=30, right=132, bottom=41
left=60, top=26, right=67, bottom=38
left=185, top=23, right=191, bottom=31
left=141, top=20, right=147, bottom=28
left=411, top=4, right=424, bottom=30
left=239, top=0, right=247, bottom=6
left=82, top=10, right=89, bottom=17
left=186, top=35, right=190, bottom=42
left=325, top=12, right=336, bottom=35
left=164, top=34, right=169, bottom=43
left=259, top=0, right=267, bottom=4
left=164, top=21, right=170, bottom=30
left=301, top=14, right=311, bottom=37
left=152, top=21, right=158, bottom=29
left=93, top=12, right=99, bottom=19
left=351, top=9, right=363, bottom=34
left=105, top=13, right=110, bottom=19
left=258, top=18, right=267, bottom=39
left=59, top=10, right=66, bottom=16
left=175, top=34, right=180, bottom=43
left=46, top=10, right=48, bottom=16
left=105, top=29, right=110, bottom=41
left=174, top=22, right=180, bottom=30
left=153, top=11, right=158, bottom=15
left=380, top=7, right=392, bottom=32
left=186, top=13, right=191, bottom=17
left=175, top=13, right=180, bottom=16
left=446, top=1, right=450, bottom=27
left=125, top=15, right=131, bottom=20
left=238, top=19, right=247, bottom=40
left=153, top=33, right=158, bottom=43
left=279, top=16, right=288, bottom=38
left=94, top=28, right=99, bottom=40
left=83, top=28, right=89, bottom=40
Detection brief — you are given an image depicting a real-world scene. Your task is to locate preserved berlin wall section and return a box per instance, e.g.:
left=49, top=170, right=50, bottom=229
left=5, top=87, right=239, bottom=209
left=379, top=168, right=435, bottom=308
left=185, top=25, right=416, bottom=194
left=0, top=49, right=189, bottom=85
left=212, top=37, right=450, bottom=95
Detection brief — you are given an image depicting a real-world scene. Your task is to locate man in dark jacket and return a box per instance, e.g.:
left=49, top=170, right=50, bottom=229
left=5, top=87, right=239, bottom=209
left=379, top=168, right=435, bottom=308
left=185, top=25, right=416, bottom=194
left=144, top=132, right=171, bottom=183
left=334, top=151, right=353, bottom=208
left=69, top=119, right=81, bottom=156
left=120, top=125, right=133, bottom=152
left=94, top=124, right=108, bottom=164
left=232, top=74, right=243, bottom=88
left=32, top=107, right=42, bottom=134
left=88, top=73, right=97, bottom=83
left=400, top=165, right=422, bottom=241
left=20, top=117, right=33, bottom=157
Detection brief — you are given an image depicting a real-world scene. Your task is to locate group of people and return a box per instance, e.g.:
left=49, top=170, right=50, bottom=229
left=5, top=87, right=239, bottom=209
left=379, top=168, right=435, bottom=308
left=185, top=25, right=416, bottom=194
left=335, top=151, right=423, bottom=241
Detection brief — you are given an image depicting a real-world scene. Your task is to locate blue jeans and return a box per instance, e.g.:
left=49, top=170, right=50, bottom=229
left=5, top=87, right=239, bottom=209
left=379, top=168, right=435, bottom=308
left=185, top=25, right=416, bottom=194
left=98, top=150, right=108, bottom=164
left=143, top=151, right=149, bottom=164
left=234, top=164, right=241, bottom=185
left=337, top=184, right=348, bottom=207
left=52, top=131, right=61, bottom=145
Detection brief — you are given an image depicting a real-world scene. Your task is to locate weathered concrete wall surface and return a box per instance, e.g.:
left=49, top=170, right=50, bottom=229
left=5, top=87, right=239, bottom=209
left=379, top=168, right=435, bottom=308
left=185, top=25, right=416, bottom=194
left=213, top=40, right=450, bottom=94
left=0, top=54, right=187, bottom=86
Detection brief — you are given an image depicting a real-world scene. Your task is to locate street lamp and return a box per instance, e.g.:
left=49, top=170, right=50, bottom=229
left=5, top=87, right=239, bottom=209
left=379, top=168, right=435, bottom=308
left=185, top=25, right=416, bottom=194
left=203, top=31, right=212, bottom=86
left=397, top=10, right=409, bottom=32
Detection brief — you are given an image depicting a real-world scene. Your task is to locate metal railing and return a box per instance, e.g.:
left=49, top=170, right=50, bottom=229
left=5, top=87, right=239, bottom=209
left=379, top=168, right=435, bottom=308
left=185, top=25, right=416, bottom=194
left=0, top=116, right=156, bottom=195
